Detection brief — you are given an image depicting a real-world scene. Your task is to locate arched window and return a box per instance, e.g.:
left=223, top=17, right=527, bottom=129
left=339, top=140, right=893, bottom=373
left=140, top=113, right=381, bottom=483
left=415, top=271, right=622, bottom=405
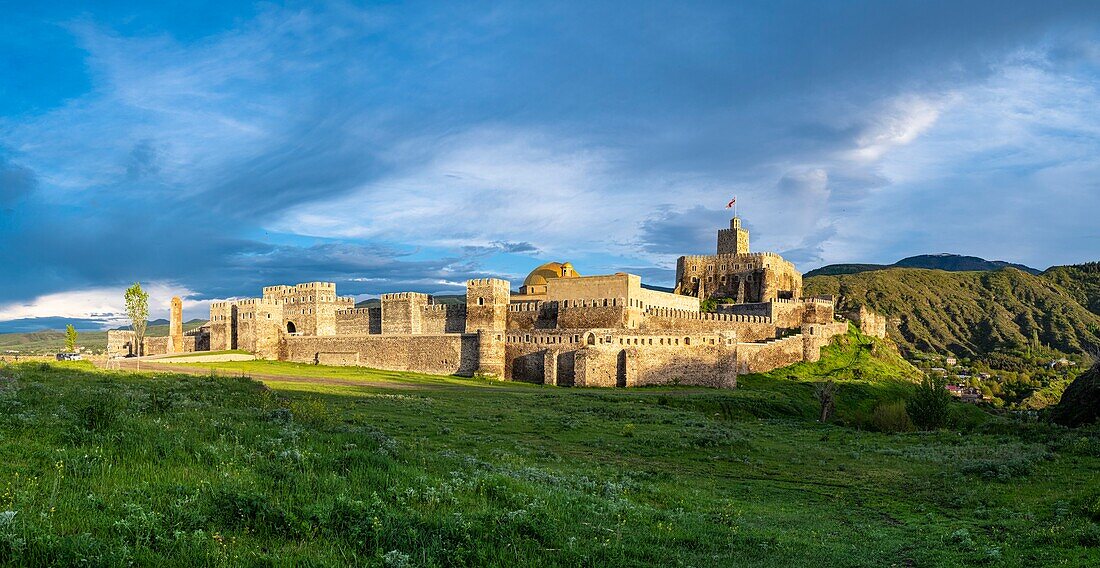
left=477, top=297, right=485, bottom=305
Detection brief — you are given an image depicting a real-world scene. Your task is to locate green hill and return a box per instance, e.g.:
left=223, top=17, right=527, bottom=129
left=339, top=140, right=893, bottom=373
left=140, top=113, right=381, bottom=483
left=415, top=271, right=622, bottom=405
left=804, top=268, right=1100, bottom=359
left=0, top=320, right=206, bottom=355
left=1043, top=262, right=1100, bottom=317
left=805, top=254, right=1041, bottom=278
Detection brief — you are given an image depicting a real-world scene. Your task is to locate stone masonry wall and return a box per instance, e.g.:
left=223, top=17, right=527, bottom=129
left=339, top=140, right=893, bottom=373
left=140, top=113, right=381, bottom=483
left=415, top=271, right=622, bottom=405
left=336, top=308, right=376, bottom=335
left=284, top=334, right=479, bottom=376
left=735, top=335, right=806, bottom=374
left=381, top=293, right=429, bottom=335
left=639, top=308, right=776, bottom=341
left=421, top=304, right=467, bottom=334
left=107, top=330, right=136, bottom=357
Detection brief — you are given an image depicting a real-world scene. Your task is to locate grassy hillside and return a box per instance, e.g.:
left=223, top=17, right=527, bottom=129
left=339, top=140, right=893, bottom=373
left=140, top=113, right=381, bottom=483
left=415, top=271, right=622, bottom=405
left=804, top=268, right=1100, bottom=358
left=0, top=320, right=206, bottom=355
left=1044, top=262, right=1100, bottom=317
left=805, top=254, right=1040, bottom=278
left=2, top=339, right=1099, bottom=566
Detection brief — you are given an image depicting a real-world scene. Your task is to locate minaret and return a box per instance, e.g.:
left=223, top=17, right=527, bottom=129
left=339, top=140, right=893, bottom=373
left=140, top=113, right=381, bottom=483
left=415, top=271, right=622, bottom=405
left=168, top=296, right=183, bottom=353
left=717, top=216, right=750, bottom=255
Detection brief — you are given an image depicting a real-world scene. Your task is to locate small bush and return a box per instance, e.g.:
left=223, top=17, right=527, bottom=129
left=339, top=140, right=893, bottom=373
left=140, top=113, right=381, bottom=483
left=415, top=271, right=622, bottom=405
left=870, top=401, right=914, bottom=433
left=908, top=375, right=952, bottom=430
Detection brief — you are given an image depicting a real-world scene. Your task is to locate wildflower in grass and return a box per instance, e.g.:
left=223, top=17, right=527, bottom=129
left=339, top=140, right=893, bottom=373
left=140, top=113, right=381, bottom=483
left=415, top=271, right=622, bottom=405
left=0, top=510, right=15, bottom=526
left=383, top=550, right=411, bottom=567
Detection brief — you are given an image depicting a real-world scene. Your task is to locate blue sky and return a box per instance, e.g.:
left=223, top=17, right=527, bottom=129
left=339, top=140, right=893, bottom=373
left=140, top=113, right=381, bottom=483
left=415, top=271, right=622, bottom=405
left=2, top=1, right=1100, bottom=329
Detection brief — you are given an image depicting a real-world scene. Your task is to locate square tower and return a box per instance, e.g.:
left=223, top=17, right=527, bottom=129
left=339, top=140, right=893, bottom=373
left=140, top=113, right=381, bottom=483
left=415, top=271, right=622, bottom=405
left=465, top=278, right=510, bottom=334
left=717, top=217, right=750, bottom=255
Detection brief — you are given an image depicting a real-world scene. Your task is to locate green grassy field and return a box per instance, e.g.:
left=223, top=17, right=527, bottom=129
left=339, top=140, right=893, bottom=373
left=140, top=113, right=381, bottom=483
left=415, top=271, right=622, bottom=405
left=1, top=332, right=1099, bottom=566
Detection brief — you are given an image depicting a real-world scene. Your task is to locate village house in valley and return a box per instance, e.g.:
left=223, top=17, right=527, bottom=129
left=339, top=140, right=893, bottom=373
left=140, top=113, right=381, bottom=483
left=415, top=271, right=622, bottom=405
left=108, top=216, right=886, bottom=388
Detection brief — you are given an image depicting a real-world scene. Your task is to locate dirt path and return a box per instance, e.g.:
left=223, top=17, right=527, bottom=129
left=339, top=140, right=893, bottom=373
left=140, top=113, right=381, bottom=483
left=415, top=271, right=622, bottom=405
left=97, top=359, right=429, bottom=390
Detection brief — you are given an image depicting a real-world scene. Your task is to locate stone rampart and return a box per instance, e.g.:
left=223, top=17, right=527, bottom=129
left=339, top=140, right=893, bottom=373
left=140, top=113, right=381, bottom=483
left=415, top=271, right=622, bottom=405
left=735, top=335, right=806, bottom=374
left=421, top=304, right=466, bottom=334
left=284, top=334, right=479, bottom=376
left=639, top=307, right=776, bottom=341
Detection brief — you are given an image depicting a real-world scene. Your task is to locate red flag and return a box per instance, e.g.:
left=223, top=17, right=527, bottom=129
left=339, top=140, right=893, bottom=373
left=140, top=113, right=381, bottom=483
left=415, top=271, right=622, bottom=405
left=726, top=197, right=736, bottom=209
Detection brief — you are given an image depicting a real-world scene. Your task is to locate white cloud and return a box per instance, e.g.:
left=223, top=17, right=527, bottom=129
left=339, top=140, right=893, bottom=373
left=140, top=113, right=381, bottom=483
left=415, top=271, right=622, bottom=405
left=847, top=94, right=951, bottom=162
left=0, top=282, right=209, bottom=328
left=273, top=127, right=660, bottom=254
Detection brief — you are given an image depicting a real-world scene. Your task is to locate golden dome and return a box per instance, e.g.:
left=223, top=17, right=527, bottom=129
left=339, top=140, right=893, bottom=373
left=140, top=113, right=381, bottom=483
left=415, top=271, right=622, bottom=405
left=522, top=262, right=580, bottom=289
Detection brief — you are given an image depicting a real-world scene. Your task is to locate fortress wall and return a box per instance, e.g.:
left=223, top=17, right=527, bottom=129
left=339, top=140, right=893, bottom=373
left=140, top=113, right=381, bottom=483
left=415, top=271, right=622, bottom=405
left=629, top=343, right=736, bottom=388
left=801, top=322, right=850, bottom=363
left=381, top=292, right=429, bottom=335
left=507, top=300, right=559, bottom=331
left=503, top=331, right=584, bottom=383
left=853, top=306, right=888, bottom=339
left=233, top=300, right=284, bottom=358
left=573, top=341, right=736, bottom=388
left=718, top=302, right=771, bottom=317
left=335, top=308, right=379, bottom=335
left=209, top=302, right=237, bottom=351
left=107, top=330, right=136, bottom=358
left=639, top=309, right=777, bottom=341
left=634, top=286, right=701, bottom=312
left=735, top=335, right=806, bottom=374
left=466, top=279, right=510, bottom=333
left=800, top=299, right=835, bottom=325
left=557, top=302, right=628, bottom=329
left=546, top=273, right=630, bottom=302
left=284, top=334, right=479, bottom=376
left=143, top=336, right=170, bottom=356
left=770, top=300, right=804, bottom=328
left=315, top=304, right=337, bottom=336
left=421, top=304, right=467, bottom=334
left=507, top=308, right=541, bottom=331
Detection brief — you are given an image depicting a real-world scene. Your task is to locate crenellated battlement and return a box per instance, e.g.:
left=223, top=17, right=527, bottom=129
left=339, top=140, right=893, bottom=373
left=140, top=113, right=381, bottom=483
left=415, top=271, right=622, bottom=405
left=508, top=301, right=544, bottom=312
left=466, top=278, right=511, bottom=289
left=337, top=307, right=374, bottom=315
left=237, top=298, right=281, bottom=307
left=380, top=292, right=430, bottom=301
left=424, top=303, right=464, bottom=312
left=559, top=297, right=626, bottom=309
left=644, top=306, right=772, bottom=324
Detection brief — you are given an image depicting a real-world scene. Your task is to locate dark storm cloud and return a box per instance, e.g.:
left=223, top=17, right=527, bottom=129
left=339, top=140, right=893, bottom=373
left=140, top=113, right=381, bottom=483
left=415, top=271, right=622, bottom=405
left=636, top=206, right=732, bottom=256
left=3, top=1, right=1100, bottom=321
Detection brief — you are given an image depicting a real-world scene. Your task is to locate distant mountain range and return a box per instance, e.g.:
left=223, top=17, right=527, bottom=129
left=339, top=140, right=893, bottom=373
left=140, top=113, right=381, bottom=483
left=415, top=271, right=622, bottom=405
left=804, top=264, right=1100, bottom=360
left=805, top=254, right=1042, bottom=278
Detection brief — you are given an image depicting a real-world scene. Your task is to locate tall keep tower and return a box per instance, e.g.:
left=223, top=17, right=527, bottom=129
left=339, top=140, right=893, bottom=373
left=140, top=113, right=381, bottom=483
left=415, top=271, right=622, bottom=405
left=717, top=217, right=750, bottom=255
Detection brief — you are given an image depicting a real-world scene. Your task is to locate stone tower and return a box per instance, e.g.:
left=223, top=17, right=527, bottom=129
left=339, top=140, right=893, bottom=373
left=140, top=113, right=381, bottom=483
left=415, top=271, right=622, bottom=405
left=717, top=217, right=750, bottom=255
left=465, top=278, right=510, bottom=334
left=168, top=296, right=183, bottom=353
left=466, top=278, right=509, bottom=378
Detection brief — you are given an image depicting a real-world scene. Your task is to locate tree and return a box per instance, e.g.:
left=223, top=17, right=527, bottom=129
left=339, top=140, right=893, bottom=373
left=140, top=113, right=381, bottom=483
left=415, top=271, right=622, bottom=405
left=815, top=380, right=836, bottom=423
left=124, top=283, right=149, bottom=357
left=907, top=374, right=953, bottom=430
left=64, top=324, right=78, bottom=352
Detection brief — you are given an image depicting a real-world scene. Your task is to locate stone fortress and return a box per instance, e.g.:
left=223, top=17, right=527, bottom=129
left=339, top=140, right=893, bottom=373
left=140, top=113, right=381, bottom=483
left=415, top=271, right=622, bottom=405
left=109, top=216, right=886, bottom=388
